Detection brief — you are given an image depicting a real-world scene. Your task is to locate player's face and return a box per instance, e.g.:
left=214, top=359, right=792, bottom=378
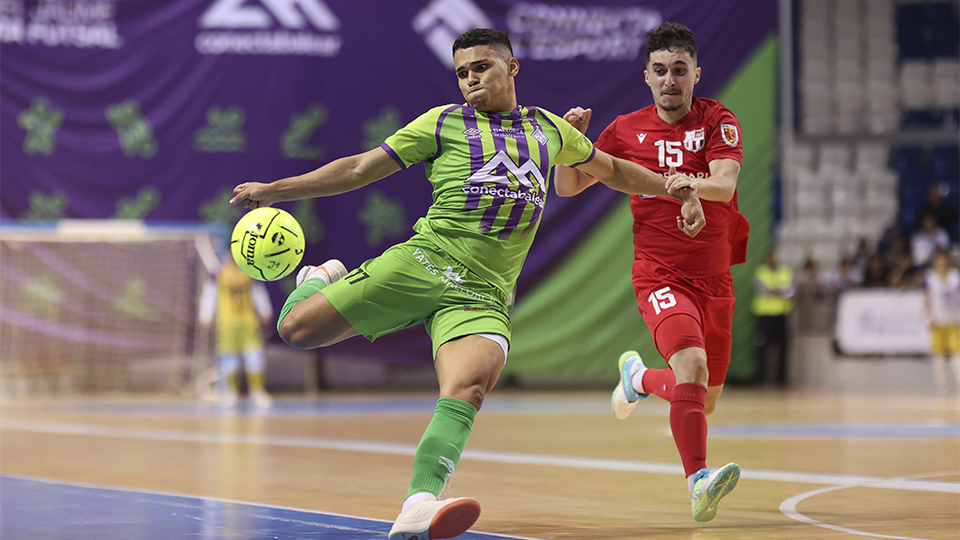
left=454, top=45, right=519, bottom=112
left=645, top=49, right=701, bottom=113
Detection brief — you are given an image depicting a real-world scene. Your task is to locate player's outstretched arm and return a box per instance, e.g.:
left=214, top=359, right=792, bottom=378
left=230, top=147, right=402, bottom=209
left=665, top=158, right=740, bottom=202
left=578, top=150, right=672, bottom=197
left=555, top=165, right=599, bottom=197
left=579, top=152, right=705, bottom=236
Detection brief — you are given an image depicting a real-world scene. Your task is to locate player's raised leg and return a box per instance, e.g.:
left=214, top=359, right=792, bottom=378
left=389, top=334, right=506, bottom=540
left=612, top=350, right=681, bottom=419
left=277, top=259, right=355, bottom=349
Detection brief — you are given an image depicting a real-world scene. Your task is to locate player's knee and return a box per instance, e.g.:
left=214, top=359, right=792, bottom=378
left=277, top=312, right=317, bottom=350
left=440, top=380, right=488, bottom=410
left=669, top=347, right=708, bottom=383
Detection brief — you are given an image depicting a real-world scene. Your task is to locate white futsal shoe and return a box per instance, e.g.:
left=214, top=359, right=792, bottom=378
left=387, top=495, right=481, bottom=540
left=611, top=350, right=649, bottom=420
left=295, top=259, right=348, bottom=287
left=691, top=462, right=740, bottom=522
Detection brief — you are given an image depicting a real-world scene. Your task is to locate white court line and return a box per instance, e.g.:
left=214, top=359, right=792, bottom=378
left=779, top=472, right=957, bottom=540
left=2, top=419, right=958, bottom=494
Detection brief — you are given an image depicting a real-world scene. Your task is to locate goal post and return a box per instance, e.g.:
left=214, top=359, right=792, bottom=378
left=0, top=220, right=226, bottom=395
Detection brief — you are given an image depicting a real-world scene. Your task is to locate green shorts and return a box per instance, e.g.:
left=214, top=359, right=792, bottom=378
left=320, top=235, right=511, bottom=358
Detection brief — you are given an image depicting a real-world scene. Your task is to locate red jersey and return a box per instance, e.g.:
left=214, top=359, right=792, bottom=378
left=595, top=97, right=749, bottom=277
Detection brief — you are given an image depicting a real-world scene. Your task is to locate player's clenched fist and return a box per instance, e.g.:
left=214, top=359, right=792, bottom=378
left=677, top=191, right=705, bottom=238
left=230, top=182, right=273, bottom=209
left=562, top=106, right=592, bottom=135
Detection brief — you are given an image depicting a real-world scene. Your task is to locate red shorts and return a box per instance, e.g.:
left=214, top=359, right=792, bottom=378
left=632, top=258, right=736, bottom=387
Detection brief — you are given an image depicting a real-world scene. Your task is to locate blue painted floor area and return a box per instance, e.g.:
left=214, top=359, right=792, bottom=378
left=0, top=476, right=529, bottom=540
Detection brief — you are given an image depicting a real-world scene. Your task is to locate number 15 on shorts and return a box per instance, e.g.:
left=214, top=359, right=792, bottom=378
left=648, top=286, right=677, bottom=315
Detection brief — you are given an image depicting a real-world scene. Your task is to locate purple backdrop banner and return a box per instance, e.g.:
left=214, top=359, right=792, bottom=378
left=1, top=0, right=776, bottom=364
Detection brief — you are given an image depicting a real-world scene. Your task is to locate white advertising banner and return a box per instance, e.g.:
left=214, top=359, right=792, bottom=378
left=835, top=289, right=930, bottom=356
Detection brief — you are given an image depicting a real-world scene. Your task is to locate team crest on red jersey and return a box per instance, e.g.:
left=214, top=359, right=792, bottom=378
left=721, top=124, right=739, bottom=147
left=683, top=128, right=704, bottom=152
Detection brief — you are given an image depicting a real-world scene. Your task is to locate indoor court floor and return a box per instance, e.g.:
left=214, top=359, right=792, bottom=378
left=1, top=389, right=958, bottom=540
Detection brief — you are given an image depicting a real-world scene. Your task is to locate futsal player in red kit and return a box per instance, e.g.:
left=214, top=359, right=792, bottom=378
left=555, top=22, right=748, bottom=522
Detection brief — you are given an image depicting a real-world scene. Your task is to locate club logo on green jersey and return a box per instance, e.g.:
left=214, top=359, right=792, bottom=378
left=462, top=150, right=546, bottom=209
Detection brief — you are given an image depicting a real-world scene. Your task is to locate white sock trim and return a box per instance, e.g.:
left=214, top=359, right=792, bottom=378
left=401, top=492, right=436, bottom=512
left=631, top=366, right=648, bottom=394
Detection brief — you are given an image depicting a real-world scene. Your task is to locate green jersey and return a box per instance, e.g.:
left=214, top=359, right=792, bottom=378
left=381, top=104, right=596, bottom=295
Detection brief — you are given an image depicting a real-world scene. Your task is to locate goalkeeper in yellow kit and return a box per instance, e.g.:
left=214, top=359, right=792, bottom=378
left=198, top=258, right=274, bottom=408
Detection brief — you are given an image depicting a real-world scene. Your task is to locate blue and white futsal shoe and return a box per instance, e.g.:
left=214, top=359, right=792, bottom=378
left=690, top=462, right=740, bottom=522
left=611, top=350, right=649, bottom=420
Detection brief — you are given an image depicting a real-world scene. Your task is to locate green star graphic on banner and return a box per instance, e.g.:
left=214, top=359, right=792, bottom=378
left=358, top=191, right=406, bottom=247
left=114, top=278, right=158, bottom=321
left=199, top=187, right=244, bottom=229
left=281, top=103, right=326, bottom=160
left=195, top=106, right=246, bottom=153
left=18, top=97, right=63, bottom=155
left=106, top=100, right=157, bottom=158
left=293, top=199, right=325, bottom=243
left=22, top=191, right=68, bottom=220
left=115, top=186, right=160, bottom=219
left=362, top=107, right=401, bottom=150
left=21, top=275, right=63, bottom=320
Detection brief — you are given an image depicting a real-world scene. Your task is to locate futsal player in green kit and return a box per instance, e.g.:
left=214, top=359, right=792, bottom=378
left=230, top=28, right=705, bottom=540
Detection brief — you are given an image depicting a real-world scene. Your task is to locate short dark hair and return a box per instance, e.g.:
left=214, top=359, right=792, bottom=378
left=645, top=22, right=697, bottom=63
left=452, top=28, right=514, bottom=59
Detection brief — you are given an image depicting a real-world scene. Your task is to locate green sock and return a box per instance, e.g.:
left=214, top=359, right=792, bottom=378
left=277, top=278, right=328, bottom=332
left=407, top=397, right=478, bottom=498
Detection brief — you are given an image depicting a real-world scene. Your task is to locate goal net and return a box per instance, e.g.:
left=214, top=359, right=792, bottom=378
left=0, top=220, right=224, bottom=395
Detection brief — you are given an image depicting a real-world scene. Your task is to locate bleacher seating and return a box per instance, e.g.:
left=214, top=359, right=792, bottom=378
left=785, top=0, right=959, bottom=271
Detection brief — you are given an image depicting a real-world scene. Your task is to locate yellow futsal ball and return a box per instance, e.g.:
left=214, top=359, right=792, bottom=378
left=230, top=207, right=305, bottom=281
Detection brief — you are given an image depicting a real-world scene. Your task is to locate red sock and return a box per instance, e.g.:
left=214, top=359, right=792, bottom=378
left=641, top=368, right=676, bottom=401
left=670, top=382, right=708, bottom=477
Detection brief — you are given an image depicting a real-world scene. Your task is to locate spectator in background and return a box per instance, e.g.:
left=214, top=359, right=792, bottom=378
left=861, top=254, right=889, bottom=288
left=827, top=256, right=862, bottom=294
left=888, top=250, right=923, bottom=289
left=752, top=249, right=794, bottom=386
left=852, top=237, right=872, bottom=276
left=911, top=211, right=951, bottom=268
left=917, top=183, right=959, bottom=241
left=923, top=249, right=960, bottom=395
left=884, top=226, right=911, bottom=263
left=796, top=257, right=827, bottom=301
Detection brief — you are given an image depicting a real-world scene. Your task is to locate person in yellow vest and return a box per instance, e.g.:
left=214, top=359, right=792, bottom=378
left=198, top=258, right=274, bottom=408
left=752, top=248, right=795, bottom=386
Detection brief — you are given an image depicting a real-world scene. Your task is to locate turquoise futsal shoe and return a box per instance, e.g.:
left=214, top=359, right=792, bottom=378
left=611, top=351, right=649, bottom=420
left=691, top=463, right=740, bottom=522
